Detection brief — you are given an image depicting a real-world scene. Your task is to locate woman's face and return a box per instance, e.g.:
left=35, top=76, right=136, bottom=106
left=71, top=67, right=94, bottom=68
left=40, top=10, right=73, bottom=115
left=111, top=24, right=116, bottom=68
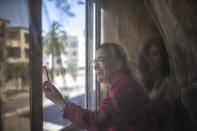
left=148, top=44, right=162, bottom=71
left=94, top=48, right=114, bottom=83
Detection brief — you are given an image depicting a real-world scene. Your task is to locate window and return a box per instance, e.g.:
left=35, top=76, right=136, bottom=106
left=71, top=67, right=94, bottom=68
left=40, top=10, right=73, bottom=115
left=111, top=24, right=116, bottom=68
left=6, top=29, right=19, bottom=40
left=42, top=0, right=87, bottom=130
left=70, top=42, right=78, bottom=48
left=25, top=49, right=29, bottom=58
left=24, top=33, right=29, bottom=44
left=7, top=47, right=21, bottom=58
left=0, top=0, right=100, bottom=130
left=72, top=51, right=77, bottom=56
left=0, top=0, right=30, bottom=131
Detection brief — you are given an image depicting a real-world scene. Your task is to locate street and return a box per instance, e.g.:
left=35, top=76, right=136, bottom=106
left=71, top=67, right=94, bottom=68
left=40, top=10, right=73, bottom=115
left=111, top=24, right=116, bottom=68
left=43, top=86, right=85, bottom=131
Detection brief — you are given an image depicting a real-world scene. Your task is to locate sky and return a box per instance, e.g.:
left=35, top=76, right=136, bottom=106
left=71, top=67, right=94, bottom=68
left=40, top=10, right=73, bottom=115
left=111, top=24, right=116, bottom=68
left=0, top=0, right=85, bottom=37
left=0, top=0, right=29, bottom=27
left=42, top=0, right=85, bottom=37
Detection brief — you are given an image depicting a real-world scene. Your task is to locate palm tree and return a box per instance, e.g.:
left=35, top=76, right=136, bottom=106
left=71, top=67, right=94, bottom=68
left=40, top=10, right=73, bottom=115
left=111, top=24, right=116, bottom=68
left=43, top=21, right=67, bottom=84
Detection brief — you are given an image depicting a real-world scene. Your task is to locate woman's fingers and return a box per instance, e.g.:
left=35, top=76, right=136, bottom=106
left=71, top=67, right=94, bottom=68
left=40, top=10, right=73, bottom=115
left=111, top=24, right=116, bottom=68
left=42, top=81, right=52, bottom=92
left=42, top=82, right=48, bottom=93
left=42, top=82, right=66, bottom=109
left=42, top=82, right=59, bottom=99
left=48, top=82, right=57, bottom=92
left=42, top=82, right=53, bottom=98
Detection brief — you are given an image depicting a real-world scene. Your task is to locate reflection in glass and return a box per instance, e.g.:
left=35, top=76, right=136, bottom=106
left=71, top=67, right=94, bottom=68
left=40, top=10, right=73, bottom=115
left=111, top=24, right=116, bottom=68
left=0, top=0, right=30, bottom=130
left=42, top=0, right=86, bottom=130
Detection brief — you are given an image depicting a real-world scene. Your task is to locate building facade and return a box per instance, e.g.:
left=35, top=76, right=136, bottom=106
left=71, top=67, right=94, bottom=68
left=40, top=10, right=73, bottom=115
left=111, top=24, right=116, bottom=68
left=0, top=18, right=29, bottom=64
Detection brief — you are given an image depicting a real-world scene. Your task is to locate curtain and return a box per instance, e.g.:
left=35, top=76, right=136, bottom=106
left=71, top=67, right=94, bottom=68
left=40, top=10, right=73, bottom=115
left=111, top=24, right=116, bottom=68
left=144, top=0, right=197, bottom=129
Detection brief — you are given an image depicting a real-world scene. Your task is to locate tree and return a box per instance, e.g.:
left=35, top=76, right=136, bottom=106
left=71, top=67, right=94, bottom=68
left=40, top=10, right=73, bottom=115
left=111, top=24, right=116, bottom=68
left=43, top=21, right=67, bottom=84
left=48, top=0, right=85, bottom=17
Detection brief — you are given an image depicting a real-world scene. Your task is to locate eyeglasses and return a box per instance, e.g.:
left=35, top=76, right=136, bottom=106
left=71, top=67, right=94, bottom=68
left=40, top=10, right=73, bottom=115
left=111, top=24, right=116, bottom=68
left=91, top=57, right=105, bottom=66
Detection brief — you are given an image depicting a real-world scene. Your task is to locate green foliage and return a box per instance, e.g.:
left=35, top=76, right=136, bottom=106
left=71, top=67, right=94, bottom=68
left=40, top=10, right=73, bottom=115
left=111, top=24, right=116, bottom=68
left=43, top=21, right=67, bottom=56
left=6, top=63, right=29, bottom=82
left=67, top=66, right=78, bottom=77
left=42, top=21, right=68, bottom=82
left=54, top=70, right=61, bottom=76
left=67, top=67, right=73, bottom=74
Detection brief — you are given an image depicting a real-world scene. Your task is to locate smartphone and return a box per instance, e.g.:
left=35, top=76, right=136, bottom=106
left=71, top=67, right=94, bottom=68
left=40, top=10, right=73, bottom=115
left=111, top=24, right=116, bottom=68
left=42, top=66, right=50, bottom=82
left=42, top=66, right=51, bottom=91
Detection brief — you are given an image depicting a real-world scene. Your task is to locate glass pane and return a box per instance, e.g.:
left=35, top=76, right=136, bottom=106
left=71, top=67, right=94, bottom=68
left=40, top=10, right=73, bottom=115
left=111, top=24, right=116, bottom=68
left=42, top=0, right=86, bottom=130
left=0, top=0, right=30, bottom=131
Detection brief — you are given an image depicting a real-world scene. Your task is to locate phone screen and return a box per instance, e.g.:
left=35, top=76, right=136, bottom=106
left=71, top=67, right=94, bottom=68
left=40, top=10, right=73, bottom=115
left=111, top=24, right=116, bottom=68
left=42, top=66, right=49, bottom=82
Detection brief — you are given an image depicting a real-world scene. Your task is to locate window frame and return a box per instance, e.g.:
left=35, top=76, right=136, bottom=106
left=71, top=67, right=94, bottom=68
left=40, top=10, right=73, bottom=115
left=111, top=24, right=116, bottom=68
left=29, top=0, right=43, bottom=130
left=86, top=0, right=97, bottom=111
left=86, top=0, right=102, bottom=111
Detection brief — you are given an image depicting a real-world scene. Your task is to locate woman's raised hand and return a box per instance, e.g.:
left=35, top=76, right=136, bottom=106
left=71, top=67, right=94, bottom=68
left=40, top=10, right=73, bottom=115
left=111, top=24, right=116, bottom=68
left=42, top=81, right=66, bottom=110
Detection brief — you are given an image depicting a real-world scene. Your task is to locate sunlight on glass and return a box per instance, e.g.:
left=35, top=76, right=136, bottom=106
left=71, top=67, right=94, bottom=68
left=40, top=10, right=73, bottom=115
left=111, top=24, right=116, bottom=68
left=0, top=0, right=30, bottom=131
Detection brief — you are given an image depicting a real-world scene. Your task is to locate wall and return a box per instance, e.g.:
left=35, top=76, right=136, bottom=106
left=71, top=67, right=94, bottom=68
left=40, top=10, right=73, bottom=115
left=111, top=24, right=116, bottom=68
left=101, top=0, right=160, bottom=69
left=99, top=0, right=162, bottom=100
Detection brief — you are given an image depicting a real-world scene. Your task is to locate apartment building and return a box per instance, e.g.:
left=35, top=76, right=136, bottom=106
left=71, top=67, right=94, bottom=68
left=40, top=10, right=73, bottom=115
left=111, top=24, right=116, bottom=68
left=0, top=18, right=29, bottom=64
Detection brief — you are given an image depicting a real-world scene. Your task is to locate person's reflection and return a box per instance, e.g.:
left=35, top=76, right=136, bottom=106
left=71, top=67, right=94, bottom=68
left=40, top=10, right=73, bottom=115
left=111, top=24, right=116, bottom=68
left=139, top=38, right=194, bottom=131
left=139, top=39, right=170, bottom=93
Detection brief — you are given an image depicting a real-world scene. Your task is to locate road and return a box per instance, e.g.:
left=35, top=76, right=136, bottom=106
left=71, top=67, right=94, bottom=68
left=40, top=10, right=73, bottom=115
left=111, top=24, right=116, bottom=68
left=2, top=84, right=86, bottom=131
left=43, top=86, right=85, bottom=131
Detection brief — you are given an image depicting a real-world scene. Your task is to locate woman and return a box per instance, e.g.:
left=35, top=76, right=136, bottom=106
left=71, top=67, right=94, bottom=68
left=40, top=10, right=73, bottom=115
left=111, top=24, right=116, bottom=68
left=43, top=43, right=159, bottom=131
left=139, top=38, right=194, bottom=131
left=139, top=38, right=170, bottom=94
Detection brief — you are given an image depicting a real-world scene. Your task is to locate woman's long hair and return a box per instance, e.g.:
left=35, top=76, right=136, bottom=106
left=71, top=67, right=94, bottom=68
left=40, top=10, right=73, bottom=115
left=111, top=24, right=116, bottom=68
left=139, top=38, right=170, bottom=92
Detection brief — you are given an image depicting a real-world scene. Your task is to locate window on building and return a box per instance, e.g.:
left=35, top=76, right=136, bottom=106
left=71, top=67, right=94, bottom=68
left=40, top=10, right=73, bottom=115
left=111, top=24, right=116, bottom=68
left=24, top=33, right=29, bottom=44
left=72, top=51, right=77, bottom=56
left=7, top=47, right=21, bottom=58
left=25, top=49, right=29, bottom=58
left=6, top=30, right=19, bottom=40
left=70, top=42, right=78, bottom=48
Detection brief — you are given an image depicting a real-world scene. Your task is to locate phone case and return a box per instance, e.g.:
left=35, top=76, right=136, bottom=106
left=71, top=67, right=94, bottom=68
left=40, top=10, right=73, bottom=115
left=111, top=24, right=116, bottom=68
left=42, top=66, right=49, bottom=82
